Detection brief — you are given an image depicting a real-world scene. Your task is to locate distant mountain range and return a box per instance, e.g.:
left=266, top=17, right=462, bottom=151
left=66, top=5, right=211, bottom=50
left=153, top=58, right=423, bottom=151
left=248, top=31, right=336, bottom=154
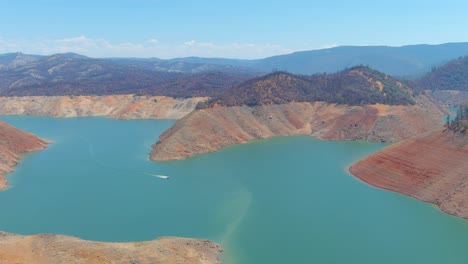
left=170, top=42, right=468, bottom=77
left=2, top=42, right=468, bottom=97
left=0, top=53, right=253, bottom=97
left=2, top=42, right=468, bottom=76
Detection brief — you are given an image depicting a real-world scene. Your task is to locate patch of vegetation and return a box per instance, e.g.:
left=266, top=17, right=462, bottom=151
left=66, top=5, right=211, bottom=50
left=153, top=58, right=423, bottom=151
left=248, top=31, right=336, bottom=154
left=447, top=105, right=468, bottom=133
left=418, top=56, right=468, bottom=91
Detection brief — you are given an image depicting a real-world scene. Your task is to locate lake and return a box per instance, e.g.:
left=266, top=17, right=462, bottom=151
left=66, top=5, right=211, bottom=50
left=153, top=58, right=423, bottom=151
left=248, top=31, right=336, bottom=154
left=1, top=116, right=468, bottom=264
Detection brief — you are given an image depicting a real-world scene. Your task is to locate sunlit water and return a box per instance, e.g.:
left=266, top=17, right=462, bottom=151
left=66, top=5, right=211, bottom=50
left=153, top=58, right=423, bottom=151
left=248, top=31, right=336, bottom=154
left=1, top=116, right=468, bottom=264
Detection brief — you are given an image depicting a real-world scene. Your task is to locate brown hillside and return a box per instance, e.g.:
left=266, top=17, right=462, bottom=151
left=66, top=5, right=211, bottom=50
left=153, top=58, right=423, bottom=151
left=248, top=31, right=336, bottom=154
left=0, top=95, right=207, bottom=119
left=151, top=96, right=446, bottom=161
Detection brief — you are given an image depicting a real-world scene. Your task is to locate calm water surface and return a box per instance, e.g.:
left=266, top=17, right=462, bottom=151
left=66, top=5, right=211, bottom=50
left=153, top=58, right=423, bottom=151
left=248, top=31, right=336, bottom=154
left=1, top=116, right=468, bottom=264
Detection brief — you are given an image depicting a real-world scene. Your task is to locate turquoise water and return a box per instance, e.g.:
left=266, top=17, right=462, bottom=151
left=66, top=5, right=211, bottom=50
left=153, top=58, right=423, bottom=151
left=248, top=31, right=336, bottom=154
left=1, top=116, right=468, bottom=264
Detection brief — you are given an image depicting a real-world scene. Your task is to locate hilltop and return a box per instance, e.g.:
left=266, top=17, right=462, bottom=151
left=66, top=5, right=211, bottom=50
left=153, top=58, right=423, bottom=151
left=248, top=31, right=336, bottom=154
left=199, top=66, right=415, bottom=108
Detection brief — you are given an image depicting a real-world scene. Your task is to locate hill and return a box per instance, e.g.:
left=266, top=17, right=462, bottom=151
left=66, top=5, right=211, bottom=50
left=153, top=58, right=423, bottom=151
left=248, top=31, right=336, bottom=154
left=199, top=66, right=415, bottom=108
left=418, top=56, right=468, bottom=91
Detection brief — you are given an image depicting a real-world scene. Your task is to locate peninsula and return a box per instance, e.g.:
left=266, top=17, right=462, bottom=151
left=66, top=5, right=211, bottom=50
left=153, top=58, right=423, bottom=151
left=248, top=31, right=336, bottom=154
left=151, top=67, right=447, bottom=161
left=0, top=232, right=222, bottom=264
left=350, top=128, right=468, bottom=218
left=350, top=105, right=468, bottom=218
left=0, top=121, right=48, bottom=190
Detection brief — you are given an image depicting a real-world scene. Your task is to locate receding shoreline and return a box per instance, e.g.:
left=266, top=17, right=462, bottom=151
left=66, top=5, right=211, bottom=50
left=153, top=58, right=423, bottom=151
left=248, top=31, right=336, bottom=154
left=0, top=121, right=50, bottom=191
left=0, top=95, right=207, bottom=120
left=151, top=96, right=448, bottom=161
left=349, top=128, right=468, bottom=219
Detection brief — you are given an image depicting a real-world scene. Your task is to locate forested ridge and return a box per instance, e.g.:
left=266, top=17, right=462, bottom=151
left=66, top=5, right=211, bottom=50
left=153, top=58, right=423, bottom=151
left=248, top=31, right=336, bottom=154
left=198, top=66, right=416, bottom=108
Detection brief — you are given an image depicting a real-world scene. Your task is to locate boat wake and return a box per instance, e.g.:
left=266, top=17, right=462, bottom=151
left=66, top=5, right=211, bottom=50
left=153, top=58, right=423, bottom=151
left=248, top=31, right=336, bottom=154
left=144, top=173, right=170, bottom=179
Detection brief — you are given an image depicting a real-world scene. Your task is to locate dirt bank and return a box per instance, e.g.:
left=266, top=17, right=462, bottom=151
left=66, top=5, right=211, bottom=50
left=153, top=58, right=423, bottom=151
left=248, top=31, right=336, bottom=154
left=0, top=95, right=207, bottom=119
left=0, top=121, right=48, bottom=190
left=350, top=129, right=468, bottom=218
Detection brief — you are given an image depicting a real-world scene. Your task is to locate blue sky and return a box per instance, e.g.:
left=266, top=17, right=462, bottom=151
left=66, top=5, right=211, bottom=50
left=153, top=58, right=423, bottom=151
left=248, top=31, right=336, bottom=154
left=0, top=0, right=467, bottom=58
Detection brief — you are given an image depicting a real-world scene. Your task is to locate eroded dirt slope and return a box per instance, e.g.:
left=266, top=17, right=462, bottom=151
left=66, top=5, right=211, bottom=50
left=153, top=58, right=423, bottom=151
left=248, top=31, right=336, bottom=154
left=0, top=95, right=207, bottom=119
left=350, top=129, right=468, bottom=218
left=0, top=121, right=48, bottom=190
left=151, top=96, right=446, bottom=161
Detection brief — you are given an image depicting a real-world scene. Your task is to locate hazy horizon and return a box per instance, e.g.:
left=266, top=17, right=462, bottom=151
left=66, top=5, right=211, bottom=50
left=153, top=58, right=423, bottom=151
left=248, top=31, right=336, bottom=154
left=3, top=41, right=468, bottom=60
left=1, top=0, right=468, bottom=59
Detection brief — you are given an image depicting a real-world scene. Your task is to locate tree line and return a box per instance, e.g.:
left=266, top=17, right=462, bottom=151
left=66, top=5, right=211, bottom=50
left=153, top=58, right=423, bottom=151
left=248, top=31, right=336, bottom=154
left=446, top=105, right=468, bottom=132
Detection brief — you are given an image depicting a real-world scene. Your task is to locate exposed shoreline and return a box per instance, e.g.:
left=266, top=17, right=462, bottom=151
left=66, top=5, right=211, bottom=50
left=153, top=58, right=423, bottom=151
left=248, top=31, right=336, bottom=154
left=0, top=121, right=50, bottom=191
left=0, top=95, right=207, bottom=120
left=349, top=128, right=468, bottom=219
left=151, top=96, right=448, bottom=161
left=350, top=163, right=468, bottom=220
left=0, top=176, right=7, bottom=191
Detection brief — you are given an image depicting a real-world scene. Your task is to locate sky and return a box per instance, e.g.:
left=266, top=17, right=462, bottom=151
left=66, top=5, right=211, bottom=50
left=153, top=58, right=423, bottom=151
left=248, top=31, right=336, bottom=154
left=0, top=0, right=467, bottom=59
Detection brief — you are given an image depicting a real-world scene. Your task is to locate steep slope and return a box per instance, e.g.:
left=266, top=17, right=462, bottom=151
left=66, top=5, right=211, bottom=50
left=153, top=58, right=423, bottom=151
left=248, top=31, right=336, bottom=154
left=349, top=129, right=468, bottom=218
left=151, top=96, right=445, bottom=161
left=0, top=121, right=48, bottom=190
left=0, top=95, right=207, bottom=119
left=0, top=232, right=222, bottom=264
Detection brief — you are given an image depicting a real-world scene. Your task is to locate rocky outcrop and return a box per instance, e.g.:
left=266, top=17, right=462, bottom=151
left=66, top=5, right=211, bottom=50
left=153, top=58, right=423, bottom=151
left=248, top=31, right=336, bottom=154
left=0, top=95, right=207, bottom=119
left=0, top=232, right=222, bottom=264
left=151, top=96, right=447, bottom=161
left=349, top=129, right=468, bottom=218
left=0, top=121, right=49, bottom=191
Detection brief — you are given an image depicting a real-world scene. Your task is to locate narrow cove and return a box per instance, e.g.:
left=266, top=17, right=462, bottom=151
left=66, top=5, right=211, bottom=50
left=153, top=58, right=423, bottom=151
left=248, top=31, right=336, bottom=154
left=1, top=116, right=468, bottom=264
